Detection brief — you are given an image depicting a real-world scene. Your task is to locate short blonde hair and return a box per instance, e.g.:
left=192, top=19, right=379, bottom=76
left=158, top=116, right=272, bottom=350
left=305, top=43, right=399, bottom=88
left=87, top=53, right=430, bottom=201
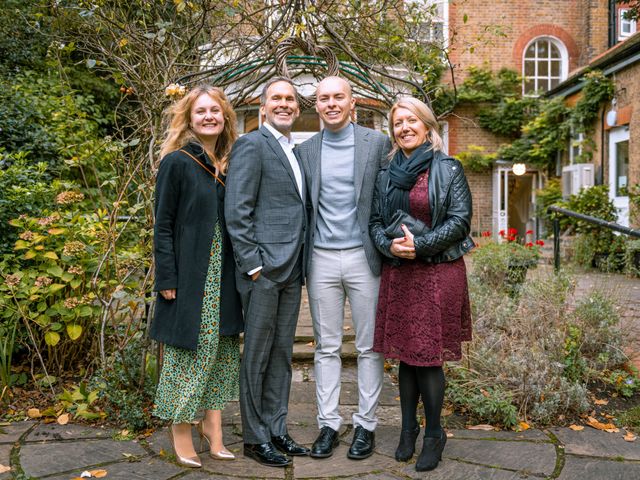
left=388, top=97, right=444, bottom=156
left=160, top=85, right=238, bottom=173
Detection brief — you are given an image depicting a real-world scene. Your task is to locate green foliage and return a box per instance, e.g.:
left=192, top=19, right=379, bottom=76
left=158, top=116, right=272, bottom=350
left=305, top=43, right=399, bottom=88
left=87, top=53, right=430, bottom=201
left=564, top=325, right=587, bottom=382
left=0, top=0, right=51, bottom=72
left=606, top=369, right=640, bottom=398
left=535, top=178, right=562, bottom=232
left=558, top=185, right=622, bottom=269
left=571, top=71, right=615, bottom=134
left=470, top=239, right=540, bottom=292
left=457, top=66, right=520, bottom=103
left=455, top=145, right=496, bottom=172
left=0, top=154, right=57, bottom=253
left=625, top=239, right=640, bottom=277
left=499, top=97, right=571, bottom=167
left=96, top=334, right=157, bottom=431
left=446, top=369, right=518, bottom=428
left=478, top=96, right=540, bottom=137
left=57, top=382, right=105, bottom=420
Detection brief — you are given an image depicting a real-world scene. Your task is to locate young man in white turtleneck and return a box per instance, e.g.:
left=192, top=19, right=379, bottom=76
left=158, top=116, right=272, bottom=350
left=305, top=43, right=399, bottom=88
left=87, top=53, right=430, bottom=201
left=296, top=76, right=391, bottom=460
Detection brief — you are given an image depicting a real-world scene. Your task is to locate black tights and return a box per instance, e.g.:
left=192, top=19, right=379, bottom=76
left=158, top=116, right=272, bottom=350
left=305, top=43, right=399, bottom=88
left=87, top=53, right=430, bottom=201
left=398, top=361, right=445, bottom=438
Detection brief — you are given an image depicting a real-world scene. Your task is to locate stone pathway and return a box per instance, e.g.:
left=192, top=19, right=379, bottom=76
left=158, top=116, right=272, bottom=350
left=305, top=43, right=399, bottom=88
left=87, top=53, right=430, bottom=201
left=3, top=362, right=640, bottom=479
left=3, top=270, right=640, bottom=479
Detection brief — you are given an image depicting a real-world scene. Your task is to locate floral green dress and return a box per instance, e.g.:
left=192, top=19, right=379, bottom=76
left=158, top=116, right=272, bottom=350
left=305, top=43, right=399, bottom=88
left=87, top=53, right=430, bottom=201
left=153, top=223, right=240, bottom=422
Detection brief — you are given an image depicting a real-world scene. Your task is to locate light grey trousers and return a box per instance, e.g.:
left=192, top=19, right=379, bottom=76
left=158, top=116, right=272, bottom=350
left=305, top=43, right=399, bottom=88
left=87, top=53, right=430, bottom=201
left=307, top=246, right=383, bottom=432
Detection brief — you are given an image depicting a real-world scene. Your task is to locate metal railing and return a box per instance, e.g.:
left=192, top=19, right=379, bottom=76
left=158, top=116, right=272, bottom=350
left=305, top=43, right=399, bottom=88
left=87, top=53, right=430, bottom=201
left=547, top=205, right=640, bottom=271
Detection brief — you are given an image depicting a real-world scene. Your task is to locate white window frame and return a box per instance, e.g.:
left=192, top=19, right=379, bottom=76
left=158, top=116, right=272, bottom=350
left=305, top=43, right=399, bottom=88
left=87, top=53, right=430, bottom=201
left=619, top=9, right=638, bottom=40
left=522, top=36, right=569, bottom=96
left=406, top=0, right=449, bottom=48
left=568, top=130, right=584, bottom=165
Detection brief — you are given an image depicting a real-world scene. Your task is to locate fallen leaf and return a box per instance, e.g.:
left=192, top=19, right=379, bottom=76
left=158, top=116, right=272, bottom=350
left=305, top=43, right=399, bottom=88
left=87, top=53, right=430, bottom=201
left=518, top=421, right=530, bottom=431
left=467, top=424, right=494, bottom=431
left=80, top=472, right=92, bottom=478
left=394, top=396, right=400, bottom=401
left=56, top=413, right=69, bottom=425
left=445, top=431, right=454, bottom=438
left=306, top=341, right=314, bottom=347
left=27, top=408, right=41, bottom=418
left=480, top=389, right=490, bottom=398
left=89, top=469, right=108, bottom=478
left=594, top=398, right=609, bottom=406
left=120, top=429, right=129, bottom=436
left=70, top=477, right=84, bottom=480
left=569, top=424, right=584, bottom=431
left=623, top=431, right=637, bottom=442
left=586, top=416, right=619, bottom=432
left=441, top=407, right=453, bottom=417
left=343, top=326, right=351, bottom=331
left=0, top=464, right=10, bottom=473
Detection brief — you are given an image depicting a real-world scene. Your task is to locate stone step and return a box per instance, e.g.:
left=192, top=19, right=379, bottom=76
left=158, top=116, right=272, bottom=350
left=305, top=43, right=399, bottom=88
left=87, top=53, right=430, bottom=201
left=241, top=340, right=358, bottom=361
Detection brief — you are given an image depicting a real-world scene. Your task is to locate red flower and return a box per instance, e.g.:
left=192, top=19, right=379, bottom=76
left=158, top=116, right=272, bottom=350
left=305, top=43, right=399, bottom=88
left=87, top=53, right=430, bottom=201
left=508, top=228, right=518, bottom=236
left=525, top=242, right=534, bottom=247
left=526, top=230, right=534, bottom=235
left=499, top=230, right=505, bottom=237
left=481, top=230, right=491, bottom=237
left=536, top=239, right=545, bottom=246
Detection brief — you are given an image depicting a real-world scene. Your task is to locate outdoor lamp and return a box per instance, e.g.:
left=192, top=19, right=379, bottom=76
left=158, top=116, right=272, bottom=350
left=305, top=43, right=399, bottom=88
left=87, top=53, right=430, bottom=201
left=512, top=163, right=526, bottom=176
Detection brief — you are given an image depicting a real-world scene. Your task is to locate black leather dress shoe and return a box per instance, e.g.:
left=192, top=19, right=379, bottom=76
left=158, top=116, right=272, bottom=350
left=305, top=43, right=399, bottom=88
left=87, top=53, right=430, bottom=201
left=347, top=425, right=375, bottom=460
left=243, top=442, right=291, bottom=467
left=310, top=426, right=340, bottom=458
left=271, top=433, right=310, bottom=456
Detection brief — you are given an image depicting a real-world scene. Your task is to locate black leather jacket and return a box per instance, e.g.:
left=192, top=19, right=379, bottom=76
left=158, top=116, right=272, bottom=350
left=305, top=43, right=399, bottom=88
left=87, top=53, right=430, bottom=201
left=369, top=150, right=475, bottom=265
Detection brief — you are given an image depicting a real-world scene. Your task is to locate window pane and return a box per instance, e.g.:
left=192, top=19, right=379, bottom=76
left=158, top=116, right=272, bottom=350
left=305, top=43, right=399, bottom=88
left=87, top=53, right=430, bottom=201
left=616, top=140, right=629, bottom=196
left=524, top=78, right=535, bottom=94
left=550, top=60, right=561, bottom=76
left=539, top=60, right=549, bottom=76
left=550, top=77, right=560, bottom=88
left=524, top=60, right=535, bottom=76
left=537, top=40, right=548, bottom=57
left=525, top=44, right=536, bottom=58
left=549, top=43, right=561, bottom=59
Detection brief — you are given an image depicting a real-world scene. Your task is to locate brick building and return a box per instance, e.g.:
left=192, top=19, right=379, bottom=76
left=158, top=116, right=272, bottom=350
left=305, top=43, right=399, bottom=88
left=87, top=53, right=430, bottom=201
left=443, top=0, right=637, bottom=235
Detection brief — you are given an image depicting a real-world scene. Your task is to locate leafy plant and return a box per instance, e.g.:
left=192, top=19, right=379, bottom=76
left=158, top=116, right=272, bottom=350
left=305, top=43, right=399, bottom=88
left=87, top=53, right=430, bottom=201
left=57, top=382, right=104, bottom=420
left=606, top=369, right=640, bottom=398
left=535, top=178, right=562, bottom=233
left=456, top=145, right=496, bottom=172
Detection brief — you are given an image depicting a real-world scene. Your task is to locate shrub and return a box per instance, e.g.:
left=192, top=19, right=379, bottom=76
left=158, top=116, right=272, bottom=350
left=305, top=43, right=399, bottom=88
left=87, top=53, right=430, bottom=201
left=456, top=265, right=628, bottom=426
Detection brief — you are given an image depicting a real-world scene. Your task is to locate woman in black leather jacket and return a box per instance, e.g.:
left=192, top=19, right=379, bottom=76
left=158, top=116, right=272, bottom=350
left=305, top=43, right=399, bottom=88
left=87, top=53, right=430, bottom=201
left=369, top=96, right=473, bottom=472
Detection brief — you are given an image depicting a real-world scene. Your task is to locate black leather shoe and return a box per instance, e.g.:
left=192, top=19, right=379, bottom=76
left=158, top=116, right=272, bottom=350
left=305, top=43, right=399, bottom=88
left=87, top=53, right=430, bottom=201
left=395, top=425, right=420, bottom=462
left=243, top=442, right=291, bottom=467
left=271, top=433, right=310, bottom=456
left=415, top=430, right=447, bottom=472
left=310, top=426, right=340, bottom=458
left=347, top=425, right=375, bottom=460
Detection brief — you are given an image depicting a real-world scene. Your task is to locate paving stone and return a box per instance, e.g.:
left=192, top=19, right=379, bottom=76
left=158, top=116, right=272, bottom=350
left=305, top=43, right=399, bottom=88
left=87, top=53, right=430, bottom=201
left=0, top=421, right=34, bottom=443
left=45, top=457, right=182, bottom=480
left=0, top=443, right=12, bottom=478
left=203, top=453, right=286, bottom=478
left=551, top=427, right=640, bottom=460
left=444, top=438, right=556, bottom=476
left=447, top=428, right=551, bottom=442
left=287, top=424, right=349, bottom=446
left=399, top=458, right=530, bottom=480
left=181, top=472, right=234, bottom=480
left=20, top=438, right=146, bottom=478
left=26, top=423, right=113, bottom=442
left=292, top=451, right=397, bottom=479
left=558, top=455, right=640, bottom=479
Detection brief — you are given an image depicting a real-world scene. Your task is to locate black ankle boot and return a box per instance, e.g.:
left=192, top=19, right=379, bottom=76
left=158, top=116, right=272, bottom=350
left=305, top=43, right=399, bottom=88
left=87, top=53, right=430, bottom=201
left=415, top=430, right=446, bottom=472
left=394, top=425, right=420, bottom=462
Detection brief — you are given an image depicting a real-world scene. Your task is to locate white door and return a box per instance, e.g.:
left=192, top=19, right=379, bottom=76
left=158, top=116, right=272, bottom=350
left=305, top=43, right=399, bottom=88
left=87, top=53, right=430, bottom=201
left=493, top=167, right=510, bottom=240
left=609, top=127, right=630, bottom=227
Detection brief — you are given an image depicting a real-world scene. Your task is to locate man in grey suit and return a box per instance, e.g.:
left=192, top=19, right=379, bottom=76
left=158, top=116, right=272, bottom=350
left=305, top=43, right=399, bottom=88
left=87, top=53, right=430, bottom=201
left=297, top=76, right=391, bottom=460
left=225, top=77, right=310, bottom=467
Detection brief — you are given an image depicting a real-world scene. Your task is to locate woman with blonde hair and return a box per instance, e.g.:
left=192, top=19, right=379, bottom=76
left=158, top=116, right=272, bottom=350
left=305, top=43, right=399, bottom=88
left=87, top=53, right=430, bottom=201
left=369, top=96, right=474, bottom=472
left=150, top=85, right=243, bottom=467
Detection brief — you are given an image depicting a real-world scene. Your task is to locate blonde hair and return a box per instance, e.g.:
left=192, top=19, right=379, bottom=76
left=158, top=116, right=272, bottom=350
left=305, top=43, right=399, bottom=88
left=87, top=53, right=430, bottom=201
left=160, top=85, right=238, bottom=173
left=388, top=97, right=444, bottom=157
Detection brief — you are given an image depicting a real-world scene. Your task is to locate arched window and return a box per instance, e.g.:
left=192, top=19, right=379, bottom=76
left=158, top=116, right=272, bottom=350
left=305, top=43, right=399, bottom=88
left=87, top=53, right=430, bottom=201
left=522, top=37, right=568, bottom=95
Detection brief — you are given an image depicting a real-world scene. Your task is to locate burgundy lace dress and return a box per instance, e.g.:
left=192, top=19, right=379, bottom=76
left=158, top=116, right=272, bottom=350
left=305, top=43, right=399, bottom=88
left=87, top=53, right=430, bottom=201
left=373, top=171, right=472, bottom=367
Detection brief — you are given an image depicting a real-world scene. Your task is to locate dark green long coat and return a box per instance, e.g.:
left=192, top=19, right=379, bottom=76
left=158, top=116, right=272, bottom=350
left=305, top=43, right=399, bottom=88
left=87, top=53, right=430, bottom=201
left=150, top=142, right=243, bottom=350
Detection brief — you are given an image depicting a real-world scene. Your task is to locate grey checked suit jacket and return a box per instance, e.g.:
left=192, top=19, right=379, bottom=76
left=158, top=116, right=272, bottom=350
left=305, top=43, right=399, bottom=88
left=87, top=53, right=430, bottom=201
left=225, top=126, right=307, bottom=283
left=297, top=123, right=391, bottom=277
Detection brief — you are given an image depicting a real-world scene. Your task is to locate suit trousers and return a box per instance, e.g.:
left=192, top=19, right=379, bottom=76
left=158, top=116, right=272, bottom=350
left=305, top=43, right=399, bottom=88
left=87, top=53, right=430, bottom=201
left=237, top=267, right=302, bottom=444
left=307, top=246, right=383, bottom=432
